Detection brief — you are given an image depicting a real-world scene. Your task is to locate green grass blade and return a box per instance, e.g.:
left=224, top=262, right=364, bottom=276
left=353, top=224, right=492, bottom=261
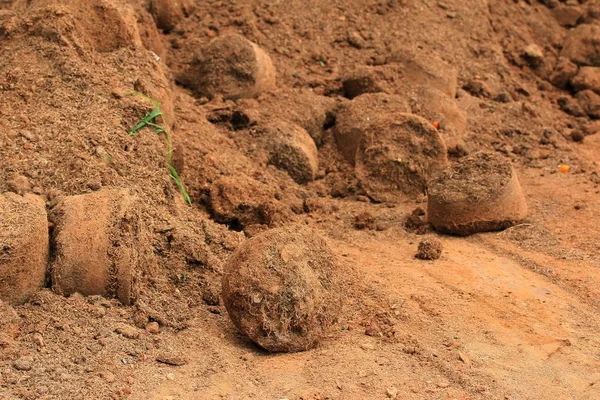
left=169, top=164, right=192, bottom=205
left=125, top=91, right=191, bottom=206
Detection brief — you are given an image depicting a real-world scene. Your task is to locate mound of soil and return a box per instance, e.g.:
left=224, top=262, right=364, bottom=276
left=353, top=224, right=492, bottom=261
left=50, top=188, right=149, bottom=305
left=222, top=225, right=342, bottom=352
left=0, top=0, right=599, bottom=397
left=0, top=193, right=48, bottom=305
left=427, top=152, right=528, bottom=236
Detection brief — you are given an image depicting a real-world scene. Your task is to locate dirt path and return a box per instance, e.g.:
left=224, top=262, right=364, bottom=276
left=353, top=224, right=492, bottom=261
left=129, top=217, right=600, bottom=399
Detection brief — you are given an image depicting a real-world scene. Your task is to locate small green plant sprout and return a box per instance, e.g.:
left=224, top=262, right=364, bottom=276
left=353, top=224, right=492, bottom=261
left=124, top=91, right=191, bottom=205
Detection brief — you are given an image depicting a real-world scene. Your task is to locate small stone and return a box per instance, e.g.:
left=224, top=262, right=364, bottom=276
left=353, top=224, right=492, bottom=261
left=32, top=333, right=44, bottom=348
left=458, top=351, right=471, bottom=368
left=145, top=322, right=160, bottom=334
left=347, top=31, right=365, bottom=49
left=101, top=371, right=116, bottom=383
left=114, top=324, right=140, bottom=339
left=8, top=174, right=31, bottom=194
left=156, top=353, right=188, bottom=366
left=415, top=238, right=443, bottom=260
left=360, top=342, right=375, bottom=351
left=12, top=356, right=34, bottom=371
left=571, top=130, right=585, bottom=142
left=523, top=44, right=544, bottom=67
left=437, top=379, right=450, bottom=388
left=93, top=306, right=106, bottom=318
left=386, top=386, right=399, bottom=399
left=166, top=372, right=175, bottom=381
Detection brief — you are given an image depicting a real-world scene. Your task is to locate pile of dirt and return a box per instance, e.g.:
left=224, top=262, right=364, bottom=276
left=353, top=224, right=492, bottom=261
left=0, top=0, right=599, bottom=397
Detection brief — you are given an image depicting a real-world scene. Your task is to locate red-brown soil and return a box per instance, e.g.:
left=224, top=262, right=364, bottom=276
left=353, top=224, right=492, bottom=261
left=1, top=0, right=600, bottom=399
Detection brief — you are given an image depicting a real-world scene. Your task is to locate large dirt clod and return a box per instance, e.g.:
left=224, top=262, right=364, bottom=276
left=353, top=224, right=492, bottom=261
left=334, top=93, right=411, bottom=164
left=50, top=188, right=149, bottom=305
left=245, top=88, right=336, bottom=146
left=355, top=113, right=448, bottom=202
left=265, top=120, right=319, bottom=184
left=389, top=48, right=459, bottom=98
left=208, top=177, right=291, bottom=229
left=550, top=57, right=579, bottom=89
left=0, top=193, right=48, bottom=305
left=147, top=0, right=192, bottom=32
left=561, top=24, right=600, bottom=66
left=184, top=33, right=276, bottom=100
left=222, top=225, right=342, bottom=352
left=341, top=66, right=386, bottom=99
left=409, top=86, right=468, bottom=136
left=571, top=66, right=600, bottom=94
left=427, top=152, right=528, bottom=236
left=576, top=89, right=600, bottom=118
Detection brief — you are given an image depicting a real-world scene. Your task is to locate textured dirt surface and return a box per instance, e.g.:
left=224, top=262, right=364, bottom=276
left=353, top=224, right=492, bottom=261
left=1, top=0, right=600, bottom=399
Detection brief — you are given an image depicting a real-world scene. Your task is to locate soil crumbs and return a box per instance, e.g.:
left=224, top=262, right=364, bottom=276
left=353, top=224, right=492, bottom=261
left=1, top=0, right=600, bottom=399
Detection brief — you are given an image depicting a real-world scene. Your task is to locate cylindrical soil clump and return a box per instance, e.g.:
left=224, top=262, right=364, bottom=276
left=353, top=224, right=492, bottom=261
left=185, top=34, right=276, bottom=100
left=51, top=188, right=148, bottom=305
left=427, top=152, right=528, bottom=236
left=222, top=225, right=342, bottom=352
left=0, top=193, right=49, bottom=305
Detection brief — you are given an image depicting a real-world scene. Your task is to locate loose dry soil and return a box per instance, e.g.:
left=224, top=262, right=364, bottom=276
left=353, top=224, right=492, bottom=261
left=1, top=0, right=600, bottom=399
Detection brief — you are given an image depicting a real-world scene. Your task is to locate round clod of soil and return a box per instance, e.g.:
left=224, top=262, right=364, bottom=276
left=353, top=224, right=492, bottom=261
left=427, top=152, right=528, bottom=236
left=185, top=34, right=276, bottom=100
left=50, top=188, right=149, bottom=305
left=0, top=193, right=48, bottom=305
left=415, top=238, right=443, bottom=260
left=222, top=225, right=342, bottom=352
left=265, top=120, right=319, bottom=184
